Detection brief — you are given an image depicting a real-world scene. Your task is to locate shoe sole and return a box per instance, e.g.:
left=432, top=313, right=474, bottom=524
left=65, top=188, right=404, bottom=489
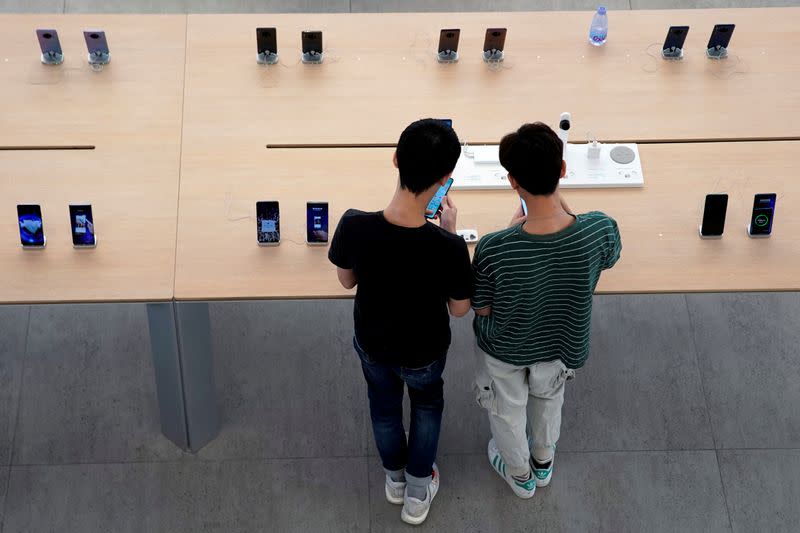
left=401, top=506, right=429, bottom=525
left=385, top=485, right=404, bottom=505
left=400, top=470, right=439, bottom=525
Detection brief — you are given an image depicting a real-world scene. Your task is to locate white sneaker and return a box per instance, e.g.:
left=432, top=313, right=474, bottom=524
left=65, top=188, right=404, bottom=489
left=400, top=465, right=440, bottom=525
left=385, top=475, right=406, bottom=505
left=487, top=439, right=536, bottom=499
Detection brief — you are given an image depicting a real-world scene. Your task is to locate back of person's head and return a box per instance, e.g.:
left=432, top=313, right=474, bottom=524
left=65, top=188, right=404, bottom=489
left=499, top=122, right=563, bottom=196
left=396, top=119, right=461, bottom=195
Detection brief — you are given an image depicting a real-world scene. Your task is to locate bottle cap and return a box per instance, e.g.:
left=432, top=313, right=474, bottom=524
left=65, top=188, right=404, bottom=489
left=598, top=6, right=607, bottom=14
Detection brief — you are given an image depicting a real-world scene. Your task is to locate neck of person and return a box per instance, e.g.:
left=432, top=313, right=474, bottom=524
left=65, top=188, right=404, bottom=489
left=520, top=189, right=575, bottom=234
left=383, top=183, right=431, bottom=228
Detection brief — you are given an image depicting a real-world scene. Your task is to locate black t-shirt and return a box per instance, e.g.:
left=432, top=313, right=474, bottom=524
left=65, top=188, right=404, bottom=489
left=329, top=209, right=473, bottom=368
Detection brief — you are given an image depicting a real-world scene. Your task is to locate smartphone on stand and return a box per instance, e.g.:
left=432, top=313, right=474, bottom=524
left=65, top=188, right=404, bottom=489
left=69, top=204, right=97, bottom=247
left=306, top=201, right=329, bottom=245
left=17, top=204, right=46, bottom=248
left=699, top=194, right=728, bottom=239
left=747, top=193, right=776, bottom=238
left=256, top=201, right=281, bottom=245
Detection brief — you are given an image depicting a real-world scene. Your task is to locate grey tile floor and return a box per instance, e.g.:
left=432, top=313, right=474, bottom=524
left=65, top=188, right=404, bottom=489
left=1, top=292, right=799, bottom=532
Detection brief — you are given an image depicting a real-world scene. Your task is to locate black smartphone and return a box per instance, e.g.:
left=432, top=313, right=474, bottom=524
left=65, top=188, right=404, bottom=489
left=663, top=26, right=689, bottom=53
left=84, top=30, right=110, bottom=55
left=707, top=24, right=735, bottom=50
left=437, top=119, right=452, bottom=128
left=302, top=31, right=323, bottom=55
left=256, top=27, right=277, bottom=55
left=17, top=204, right=46, bottom=248
left=69, top=204, right=97, bottom=247
left=699, top=194, right=728, bottom=238
left=438, top=29, right=460, bottom=54
left=36, top=29, right=63, bottom=57
left=306, top=202, right=329, bottom=245
left=748, top=193, right=776, bottom=237
left=256, top=201, right=280, bottom=246
left=425, top=178, right=454, bottom=220
left=483, top=28, right=507, bottom=53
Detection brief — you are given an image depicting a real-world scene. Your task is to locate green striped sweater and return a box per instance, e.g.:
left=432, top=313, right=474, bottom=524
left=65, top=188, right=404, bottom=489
left=472, top=211, right=621, bottom=369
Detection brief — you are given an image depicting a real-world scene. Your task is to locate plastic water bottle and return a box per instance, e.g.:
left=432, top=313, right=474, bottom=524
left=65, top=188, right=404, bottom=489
left=589, top=6, right=608, bottom=46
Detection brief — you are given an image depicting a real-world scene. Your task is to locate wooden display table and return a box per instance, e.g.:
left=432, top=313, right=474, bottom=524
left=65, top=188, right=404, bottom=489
left=0, top=15, right=186, bottom=303
left=174, top=141, right=800, bottom=300
left=184, top=9, right=800, bottom=147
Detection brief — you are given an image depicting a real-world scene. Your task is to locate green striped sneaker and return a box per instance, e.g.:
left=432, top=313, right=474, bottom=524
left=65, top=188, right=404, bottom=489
left=529, top=444, right=555, bottom=487
left=487, top=439, right=536, bottom=499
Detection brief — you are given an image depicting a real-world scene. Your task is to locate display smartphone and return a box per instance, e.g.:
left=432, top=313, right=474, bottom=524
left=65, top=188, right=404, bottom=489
left=83, top=30, right=110, bottom=56
left=17, top=204, right=46, bottom=248
left=520, top=197, right=528, bottom=217
left=69, top=204, right=97, bottom=247
left=748, top=193, right=776, bottom=238
left=438, top=29, right=460, bottom=54
left=438, top=119, right=452, bottom=128
left=306, top=202, right=329, bottom=245
left=663, top=26, right=689, bottom=54
left=36, top=29, right=63, bottom=58
left=483, top=28, right=507, bottom=53
left=425, top=178, right=454, bottom=220
left=699, top=193, right=728, bottom=239
left=256, top=27, right=277, bottom=55
left=301, top=31, right=323, bottom=55
left=256, top=201, right=281, bottom=246
left=707, top=24, right=735, bottom=51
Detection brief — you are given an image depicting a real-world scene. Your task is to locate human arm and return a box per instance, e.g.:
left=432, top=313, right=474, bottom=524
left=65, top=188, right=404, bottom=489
left=336, top=268, right=357, bottom=289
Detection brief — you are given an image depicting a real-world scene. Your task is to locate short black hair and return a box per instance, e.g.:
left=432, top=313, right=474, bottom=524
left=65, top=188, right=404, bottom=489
left=499, top=122, right=563, bottom=196
left=396, top=119, right=461, bottom=195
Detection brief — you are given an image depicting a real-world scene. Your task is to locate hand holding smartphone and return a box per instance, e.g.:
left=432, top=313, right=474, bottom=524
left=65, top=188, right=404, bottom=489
left=425, top=178, right=454, bottom=220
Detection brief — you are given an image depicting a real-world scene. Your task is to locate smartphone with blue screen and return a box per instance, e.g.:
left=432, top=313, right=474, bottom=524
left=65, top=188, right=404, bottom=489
left=425, top=178, right=454, bottom=220
left=17, top=204, right=46, bottom=248
left=306, top=201, right=329, bottom=245
left=747, top=193, right=776, bottom=238
left=69, top=204, right=97, bottom=247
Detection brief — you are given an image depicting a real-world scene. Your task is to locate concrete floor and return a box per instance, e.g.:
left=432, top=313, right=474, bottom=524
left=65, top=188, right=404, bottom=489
left=3, top=0, right=800, bottom=531
left=2, top=293, right=800, bottom=532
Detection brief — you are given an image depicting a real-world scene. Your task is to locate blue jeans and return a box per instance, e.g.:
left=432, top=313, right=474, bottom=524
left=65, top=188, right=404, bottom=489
left=354, top=337, right=445, bottom=484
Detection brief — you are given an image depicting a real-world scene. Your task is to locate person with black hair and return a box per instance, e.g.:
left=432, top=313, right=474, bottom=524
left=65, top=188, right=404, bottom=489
left=472, top=122, right=621, bottom=499
left=329, top=118, right=472, bottom=525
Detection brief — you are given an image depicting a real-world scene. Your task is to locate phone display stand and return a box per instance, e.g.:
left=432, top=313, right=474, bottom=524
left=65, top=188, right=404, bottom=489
left=452, top=142, right=644, bottom=190
left=661, top=47, right=684, bottom=60
left=257, top=51, right=279, bottom=65
left=482, top=49, right=504, bottom=63
left=437, top=50, right=458, bottom=63
left=301, top=51, right=323, bottom=64
left=41, top=51, right=64, bottom=65
left=87, top=50, right=110, bottom=66
left=747, top=224, right=770, bottom=238
left=706, top=46, right=728, bottom=60
left=699, top=226, right=722, bottom=239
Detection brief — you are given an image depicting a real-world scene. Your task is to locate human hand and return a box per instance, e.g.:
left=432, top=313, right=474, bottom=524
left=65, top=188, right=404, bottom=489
left=509, top=204, right=526, bottom=227
left=439, top=195, right=458, bottom=234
